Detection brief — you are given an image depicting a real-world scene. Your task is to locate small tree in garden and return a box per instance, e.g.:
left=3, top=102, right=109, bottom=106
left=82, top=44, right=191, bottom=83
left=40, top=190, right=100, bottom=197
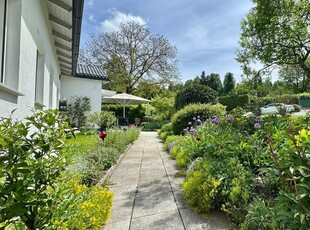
left=175, top=83, right=217, bottom=110
left=88, top=110, right=117, bottom=130
left=66, top=96, right=91, bottom=129
left=151, top=95, right=175, bottom=120
left=0, top=110, right=67, bottom=229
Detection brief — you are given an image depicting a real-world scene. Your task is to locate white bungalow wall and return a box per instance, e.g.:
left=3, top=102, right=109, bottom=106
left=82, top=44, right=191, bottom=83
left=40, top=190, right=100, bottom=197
left=0, top=0, right=61, bottom=119
left=61, top=75, right=102, bottom=113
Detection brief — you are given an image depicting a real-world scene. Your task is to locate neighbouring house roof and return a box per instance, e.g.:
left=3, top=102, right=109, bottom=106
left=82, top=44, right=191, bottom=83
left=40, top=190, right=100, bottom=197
left=76, top=64, right=109, bottom=81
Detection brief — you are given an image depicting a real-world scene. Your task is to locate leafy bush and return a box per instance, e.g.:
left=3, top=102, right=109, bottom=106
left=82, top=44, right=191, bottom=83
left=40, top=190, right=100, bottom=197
left=87, top=110, right=117, bottom=130
left=182, top=159, right=221, bottom=212
left=141, top=120, right=169, bottom=131
left=50, top=175, right=113, bottom=230
left=175, top=83, right=217, bottom=110
left=298, top=93, right=310, bottom=100
left=171, top=103, right=226, bottom=134
left=0, top=110, right=67, bottom=229
left=218, top=94, right=250, bottom=111
left=151, top=96, right=175, bottom=120
left=67, top=96, right=91, bottom=129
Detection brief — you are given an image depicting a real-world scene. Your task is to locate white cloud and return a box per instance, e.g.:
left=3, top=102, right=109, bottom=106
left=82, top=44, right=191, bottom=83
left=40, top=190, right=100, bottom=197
left=85, top=0, right=94, bottom=7
left=88, top=14, right=95, bottom=22
left=100, top=10, right=147, bottom=33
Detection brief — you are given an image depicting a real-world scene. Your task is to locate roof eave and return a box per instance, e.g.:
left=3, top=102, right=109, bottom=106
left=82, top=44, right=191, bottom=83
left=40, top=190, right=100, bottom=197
left=72, top=0, right=84, bottom=76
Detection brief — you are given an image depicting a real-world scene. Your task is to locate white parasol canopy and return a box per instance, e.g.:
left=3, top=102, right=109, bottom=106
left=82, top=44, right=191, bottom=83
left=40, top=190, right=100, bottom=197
left=102, top=93, right=150, bottom=118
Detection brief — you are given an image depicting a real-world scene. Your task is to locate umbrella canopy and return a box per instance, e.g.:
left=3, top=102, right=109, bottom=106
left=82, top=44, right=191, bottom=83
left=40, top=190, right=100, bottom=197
left=102, top=93, right=150, bottom=117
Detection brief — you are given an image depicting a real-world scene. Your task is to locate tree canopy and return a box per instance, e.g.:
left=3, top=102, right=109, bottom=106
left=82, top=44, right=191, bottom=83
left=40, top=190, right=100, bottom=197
left=200, top=72, right=223, bottom=93
left=80, top=21, right=179, bottom=93
left=175, top=82, right=217, bottom=110
left=223, top=72, right=236, bottom=95
left=237, top=0, right=310, bottom=78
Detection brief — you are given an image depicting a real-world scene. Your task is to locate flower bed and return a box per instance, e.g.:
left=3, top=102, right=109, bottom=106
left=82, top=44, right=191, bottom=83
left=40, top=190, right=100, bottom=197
left=160, top=110, right=310, bottom=229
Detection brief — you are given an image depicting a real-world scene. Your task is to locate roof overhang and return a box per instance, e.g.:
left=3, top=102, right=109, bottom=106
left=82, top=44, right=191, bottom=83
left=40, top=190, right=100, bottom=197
left=47, top=0, right=84, bottom=76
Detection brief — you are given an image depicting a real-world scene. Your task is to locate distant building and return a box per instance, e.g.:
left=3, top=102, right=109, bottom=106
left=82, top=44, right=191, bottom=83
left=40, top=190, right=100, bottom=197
left=0, top=0, right=108, bottom=119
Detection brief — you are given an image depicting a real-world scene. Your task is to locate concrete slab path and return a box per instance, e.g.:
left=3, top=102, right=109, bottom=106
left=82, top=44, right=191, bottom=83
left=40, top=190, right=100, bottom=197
left=103, top=132, right=230, bottom=230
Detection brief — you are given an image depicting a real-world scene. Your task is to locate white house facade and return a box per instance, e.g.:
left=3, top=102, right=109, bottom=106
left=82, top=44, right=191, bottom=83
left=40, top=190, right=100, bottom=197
left=0, top=0, right=108, bottom=120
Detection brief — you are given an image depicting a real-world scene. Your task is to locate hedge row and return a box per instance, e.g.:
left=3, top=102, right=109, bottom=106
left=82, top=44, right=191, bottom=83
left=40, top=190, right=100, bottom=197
left=218, top=94, right=250, bottom=111
left=171, top=103, right=226, bottom=134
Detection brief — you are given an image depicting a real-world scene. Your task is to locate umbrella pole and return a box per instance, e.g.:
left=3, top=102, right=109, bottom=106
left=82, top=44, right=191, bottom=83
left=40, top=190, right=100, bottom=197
left=123, top=105, right=125, bottom=118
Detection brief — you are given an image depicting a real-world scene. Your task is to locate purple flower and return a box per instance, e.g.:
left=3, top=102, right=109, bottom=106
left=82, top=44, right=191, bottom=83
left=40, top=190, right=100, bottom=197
left=254, top=122, right=261, bottom=129
left=256, top=116, right=262, bottom=122
left=211, top=116, right=219, bottom=125
left=189, top=127, right=195, bottom=135
left=227, top=116, right=234, bottom=121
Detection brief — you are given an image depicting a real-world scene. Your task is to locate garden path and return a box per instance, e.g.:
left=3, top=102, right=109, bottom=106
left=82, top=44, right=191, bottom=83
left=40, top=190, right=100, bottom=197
left=103, top=131, right=230, bottom=230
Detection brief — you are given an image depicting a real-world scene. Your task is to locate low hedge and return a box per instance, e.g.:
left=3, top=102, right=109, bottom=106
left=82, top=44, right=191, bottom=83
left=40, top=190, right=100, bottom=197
left=171, top=103, right=226, bottom=134
left=218, top=94, right=250, bottom=111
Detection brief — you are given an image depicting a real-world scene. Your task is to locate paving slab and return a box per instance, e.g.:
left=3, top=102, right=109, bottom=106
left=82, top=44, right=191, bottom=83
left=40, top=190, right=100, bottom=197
left=103, top=131, right=229, bottom=230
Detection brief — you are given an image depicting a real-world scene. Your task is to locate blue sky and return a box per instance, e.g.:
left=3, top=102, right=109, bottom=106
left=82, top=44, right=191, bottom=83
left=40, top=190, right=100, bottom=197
left=80, top=0, right=254, bottom=83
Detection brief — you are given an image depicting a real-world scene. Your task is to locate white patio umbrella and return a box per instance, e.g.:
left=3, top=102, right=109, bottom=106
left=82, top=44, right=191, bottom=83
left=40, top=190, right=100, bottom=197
left=102, top=93, right=150, bottom=118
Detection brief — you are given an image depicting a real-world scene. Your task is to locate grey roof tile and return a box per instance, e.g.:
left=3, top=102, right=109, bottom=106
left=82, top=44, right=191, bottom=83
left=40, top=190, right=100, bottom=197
left=75, top=64, right=110, bottom=81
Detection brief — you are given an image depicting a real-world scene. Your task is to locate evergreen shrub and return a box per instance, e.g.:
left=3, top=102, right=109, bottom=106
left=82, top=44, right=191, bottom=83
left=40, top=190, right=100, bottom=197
left=171, top=103, right=226, bottom=134
left=175, top=84, right=217, bottom=110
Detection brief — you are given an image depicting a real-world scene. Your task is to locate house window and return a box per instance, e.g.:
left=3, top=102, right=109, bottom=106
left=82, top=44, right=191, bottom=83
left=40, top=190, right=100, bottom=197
left=0, top=0, right=22, bottom=98
left=0, top=0, right=7, bottom=84
left=35, top=51, right=45, bottom=106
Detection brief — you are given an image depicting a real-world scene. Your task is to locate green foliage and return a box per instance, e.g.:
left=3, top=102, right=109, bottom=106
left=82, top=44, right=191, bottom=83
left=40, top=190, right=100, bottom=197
left=141, top=120, right=169, bottom=131
left=66, top=96, right=91, bottom=129
left=50, top=175, right=113, bottom=230
left=223, top=72, right=236, bottom=95
left=171, top=103, right=226, bottom=134
left=162, top=135, right=183, bottom=151
left=171, top=109, right=310, bottom=227
left=299, top=93, right=310, bottom=100
left=0, top=110, right=67, bottom=229
left=200, top=73, right=223, bottom=94
left=174, top=83, right=217, bottom=110
left=151, top=96, right=175, bottom=120
left=241, top=199, right=278, bottom=230
left=237, top=0, right=310, bottom=78
left=87, top=110, right=117, bottom=130
left=218, top=94, right=250, bottom=111
left=182, top=159, right=221, bottom=212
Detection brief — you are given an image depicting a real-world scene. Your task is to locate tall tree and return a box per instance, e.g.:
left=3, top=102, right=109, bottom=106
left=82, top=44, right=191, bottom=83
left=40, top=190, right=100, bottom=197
left=237, top=0, right=310, bottom=78
left=278, top=64, right=310, bottom=93
left=223, top=72, right=236, bottom=95
left=80, top=21, right=179, bottom=93
left=200, top=73, right=223, bottom=93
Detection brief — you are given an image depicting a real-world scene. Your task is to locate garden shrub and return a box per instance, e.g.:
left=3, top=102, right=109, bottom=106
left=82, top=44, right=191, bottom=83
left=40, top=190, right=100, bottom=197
left=141, top=120, right=168, bottom=131
left=171, top=103, right=226, bottom=134
left=163, top=135, right=183, bottom=151
left=175, top=83, right=217, bottom=110
left=240, top=198, right=278, bottom=230
left=159, top=132, right=169, bottom=141
left=87, top=110, right=117, bottom=130
left=67, top=96, right=91, bottom=129
left=182, top=159, right=221, bottom=213
left=50, top=175, right=113, bottom=230
left=151, top=96, right=175, bottom=120
left=0, top=110, right=67, bottom=229
left=218, top=94, right=250, bottom=111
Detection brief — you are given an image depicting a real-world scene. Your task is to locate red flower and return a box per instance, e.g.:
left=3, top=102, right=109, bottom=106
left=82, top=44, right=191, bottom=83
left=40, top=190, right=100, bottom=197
left=196, top=135, right=201, bottom=141
left=99, top=131, right=107, bottom=139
